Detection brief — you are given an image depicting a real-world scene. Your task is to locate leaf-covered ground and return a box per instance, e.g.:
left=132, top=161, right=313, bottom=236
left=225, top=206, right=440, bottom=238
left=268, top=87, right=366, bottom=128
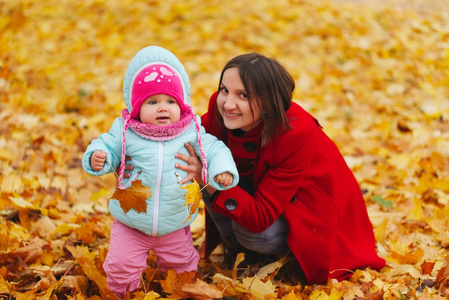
left=1, top=0, right=449, bottom=299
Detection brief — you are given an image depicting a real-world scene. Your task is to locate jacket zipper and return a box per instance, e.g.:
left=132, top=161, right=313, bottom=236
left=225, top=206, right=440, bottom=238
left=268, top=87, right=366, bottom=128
left=152, top=141, right=163, bottom=236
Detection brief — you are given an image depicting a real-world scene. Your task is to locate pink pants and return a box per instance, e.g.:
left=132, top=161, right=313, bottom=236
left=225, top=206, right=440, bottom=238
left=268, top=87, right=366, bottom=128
left=103, top=219, right=199, bottom=297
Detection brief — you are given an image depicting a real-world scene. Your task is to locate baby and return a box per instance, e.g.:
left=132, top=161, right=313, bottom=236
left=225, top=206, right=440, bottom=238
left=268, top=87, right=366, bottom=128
left=82, top=46, right=238, bottom=298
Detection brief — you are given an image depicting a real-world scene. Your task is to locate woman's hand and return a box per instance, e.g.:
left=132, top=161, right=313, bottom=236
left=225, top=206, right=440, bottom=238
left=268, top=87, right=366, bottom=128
left=117, top=156, right=133, bottom=178
left=175, top=143, right=205, bottom=185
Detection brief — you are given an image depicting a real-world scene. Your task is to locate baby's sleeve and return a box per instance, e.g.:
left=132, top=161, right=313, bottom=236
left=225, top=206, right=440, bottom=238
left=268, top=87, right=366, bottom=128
left=82, top=117, right=124, bottom=176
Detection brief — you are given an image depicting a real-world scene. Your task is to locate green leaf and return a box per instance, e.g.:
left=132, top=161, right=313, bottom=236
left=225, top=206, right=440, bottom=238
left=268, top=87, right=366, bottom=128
left=372, top=195, right=393, bottom=209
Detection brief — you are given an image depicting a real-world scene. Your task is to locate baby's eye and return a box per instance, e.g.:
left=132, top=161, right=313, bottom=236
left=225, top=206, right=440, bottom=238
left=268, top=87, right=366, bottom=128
left=168, top=99, right=177, bottom=104
left=149, top=100, right=157, bottom=105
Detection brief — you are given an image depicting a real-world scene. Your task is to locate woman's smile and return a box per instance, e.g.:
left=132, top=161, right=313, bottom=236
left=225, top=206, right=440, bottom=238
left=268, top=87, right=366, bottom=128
left=223, top=111, right=241, bottom=119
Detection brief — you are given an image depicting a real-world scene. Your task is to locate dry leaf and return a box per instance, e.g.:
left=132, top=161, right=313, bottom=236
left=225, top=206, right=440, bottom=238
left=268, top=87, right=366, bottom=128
left=181, top=278, right=222, bottom=300
left=435, top=257, right=449, bottom=295
left=233, top=252, right=246, bottom=280
left=143, top=291, right=161, bottom=299
left=241, top=275, right=276, bottom=300
left=2, top=0, right=449, bottom=298
left=421, top=260, right=436, bottom=276
left=111, top=180, right=152, bottom=214
left=309, top=290, right=343, bottom=300
left=0, top=275, right=10, bottom=295
left=160, top=269, right=197, bottom=298
left=11, top=237, right=49, bottom=263
left=67, top=245, right=121, bottom=300
left=180, top=180, right=202, bottom=223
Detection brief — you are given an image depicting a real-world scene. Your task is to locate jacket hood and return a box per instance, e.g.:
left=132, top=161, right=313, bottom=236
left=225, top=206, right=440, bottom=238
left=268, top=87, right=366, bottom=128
left=123, top=46, right=191, bottom=116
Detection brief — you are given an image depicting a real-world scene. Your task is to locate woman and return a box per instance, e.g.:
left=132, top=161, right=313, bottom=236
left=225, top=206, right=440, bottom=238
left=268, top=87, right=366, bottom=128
left=131, top=52, right=386, bottom=284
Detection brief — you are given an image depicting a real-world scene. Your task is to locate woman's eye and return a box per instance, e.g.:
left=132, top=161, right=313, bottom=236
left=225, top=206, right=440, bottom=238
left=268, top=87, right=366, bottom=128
left=240, top=93, right=248, bottom=99
left=220, top=87, right=228, bottom=94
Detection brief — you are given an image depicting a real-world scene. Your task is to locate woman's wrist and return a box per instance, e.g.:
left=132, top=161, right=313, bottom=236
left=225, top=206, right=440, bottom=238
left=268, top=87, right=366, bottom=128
left=205, top=185, right=217, bottom=196
left=201, top=184, right=217, bottom=200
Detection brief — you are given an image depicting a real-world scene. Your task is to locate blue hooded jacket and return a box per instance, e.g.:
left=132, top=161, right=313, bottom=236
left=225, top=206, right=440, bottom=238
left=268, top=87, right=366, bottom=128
left=82, top=46, right=238, bottom=236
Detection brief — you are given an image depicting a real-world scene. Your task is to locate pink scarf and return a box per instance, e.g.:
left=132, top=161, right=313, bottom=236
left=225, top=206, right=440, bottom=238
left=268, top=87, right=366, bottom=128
left=121, top=109, right=193, bottom=141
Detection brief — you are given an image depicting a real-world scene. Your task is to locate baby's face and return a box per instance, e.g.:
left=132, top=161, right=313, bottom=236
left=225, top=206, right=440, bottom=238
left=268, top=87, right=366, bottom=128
left=139, top=94, right=181, bottom=125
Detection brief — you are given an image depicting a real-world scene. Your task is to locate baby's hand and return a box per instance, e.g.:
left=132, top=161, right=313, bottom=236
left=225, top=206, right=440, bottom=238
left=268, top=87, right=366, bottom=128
left=91, top=151, right=106, bottom=171
left=214, top=172, right=233, bottom=187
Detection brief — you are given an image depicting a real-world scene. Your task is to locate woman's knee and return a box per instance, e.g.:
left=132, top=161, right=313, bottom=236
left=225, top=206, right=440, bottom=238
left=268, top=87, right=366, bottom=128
left=233, top=218, right=289, bottom=255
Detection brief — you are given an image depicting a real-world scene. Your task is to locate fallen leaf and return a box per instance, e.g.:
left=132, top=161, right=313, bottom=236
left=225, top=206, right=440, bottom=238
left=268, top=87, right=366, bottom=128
left=67, top=245, right=121, bottom=300
left=143, top=291, right=161, bottom=299
left=0, top=275, right=10, bottom=294
left=181, top=278, right=222, bottom=300
left=421, top=260, right=436, bottom=276
left=241, top=275, right=276, bottom=300
left=11, top=237, right=49, bottom=263
left=309, top=290, right=343, bottom=300
left=435, top=257, right=449, bottom=295
left=371, top=195, right=393, bottom=210
left=160, top=269, right=197, bottom=298
left=233, top=252, right=246, bottom=280
left=256, top=254, right=290, bottom=280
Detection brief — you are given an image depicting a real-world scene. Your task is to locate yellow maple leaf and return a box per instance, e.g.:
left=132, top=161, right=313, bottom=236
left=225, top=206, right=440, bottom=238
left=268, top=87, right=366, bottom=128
left=180, top=180, right=202, bottom=224
left=111, top=180, right=152, bottom=214
left=309, top=290, right=343, bottom=300
left=241, top=275, right=276, bottom=300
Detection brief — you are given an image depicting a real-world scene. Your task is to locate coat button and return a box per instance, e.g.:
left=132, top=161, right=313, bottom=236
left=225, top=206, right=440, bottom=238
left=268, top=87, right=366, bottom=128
left=224, top=198, right=237, bottom=211
left=244, top=142, right=257, bottom=152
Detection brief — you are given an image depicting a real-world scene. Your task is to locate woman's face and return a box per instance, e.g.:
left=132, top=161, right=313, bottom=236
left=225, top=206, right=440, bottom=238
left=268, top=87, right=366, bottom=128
left=216, top=67, right=262, bottom=132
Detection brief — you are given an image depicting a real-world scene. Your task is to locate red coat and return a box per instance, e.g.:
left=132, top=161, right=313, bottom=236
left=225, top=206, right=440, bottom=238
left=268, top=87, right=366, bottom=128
left=201, top=92, right=385, bottom=284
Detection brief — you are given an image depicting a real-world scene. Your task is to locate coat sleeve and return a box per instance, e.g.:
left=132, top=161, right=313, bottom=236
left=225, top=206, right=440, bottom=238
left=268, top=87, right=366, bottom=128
left=82, top=118, right=124, bottom=176
left=211, top=122, right=317, bottom=233
left=193, top=116, right=239, bottom=191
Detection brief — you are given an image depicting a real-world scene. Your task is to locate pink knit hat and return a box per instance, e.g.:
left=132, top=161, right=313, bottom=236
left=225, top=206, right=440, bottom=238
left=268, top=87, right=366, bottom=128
left=116, top=64, right=209, bottom=189
left=130, top=64, right=190, bottom=119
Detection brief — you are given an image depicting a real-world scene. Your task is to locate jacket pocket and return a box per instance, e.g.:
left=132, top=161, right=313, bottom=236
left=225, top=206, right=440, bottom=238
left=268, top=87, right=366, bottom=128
left=299, top=183, right=340, bottom=226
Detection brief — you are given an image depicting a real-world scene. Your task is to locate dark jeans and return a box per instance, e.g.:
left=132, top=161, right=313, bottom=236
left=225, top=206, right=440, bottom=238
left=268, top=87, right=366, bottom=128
left=203, top=192, right=290, bottom=256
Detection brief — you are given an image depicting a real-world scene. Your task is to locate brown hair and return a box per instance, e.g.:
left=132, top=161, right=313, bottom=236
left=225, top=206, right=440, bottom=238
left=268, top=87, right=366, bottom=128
left=216, top=53, right=295, bottom=147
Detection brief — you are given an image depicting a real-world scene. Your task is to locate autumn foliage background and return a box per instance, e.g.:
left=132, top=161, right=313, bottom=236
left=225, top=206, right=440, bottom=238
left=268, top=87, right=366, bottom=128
left=1, top=0, right=449, bottom=299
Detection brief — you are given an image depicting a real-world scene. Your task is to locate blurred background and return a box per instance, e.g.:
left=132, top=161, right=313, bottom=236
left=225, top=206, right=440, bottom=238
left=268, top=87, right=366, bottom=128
left=1, top=0, right=449, bottom=297
left=1, top=0, right=449, bottom=211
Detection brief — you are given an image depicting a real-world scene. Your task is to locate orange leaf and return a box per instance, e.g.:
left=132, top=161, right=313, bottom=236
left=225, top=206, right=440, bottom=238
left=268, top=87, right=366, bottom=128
left=421, top=260, right=436, bottom=276
left=111, top=180, right=152, bottom=214
left=435, top=257, right=449, bottom=295
left=160, top=269, right=197, bottom=298
left=74, top=222, right=97, bottom=244
left=181, top=278, right=222, bottom=300
left=390, top=249, right=424, bottom=265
